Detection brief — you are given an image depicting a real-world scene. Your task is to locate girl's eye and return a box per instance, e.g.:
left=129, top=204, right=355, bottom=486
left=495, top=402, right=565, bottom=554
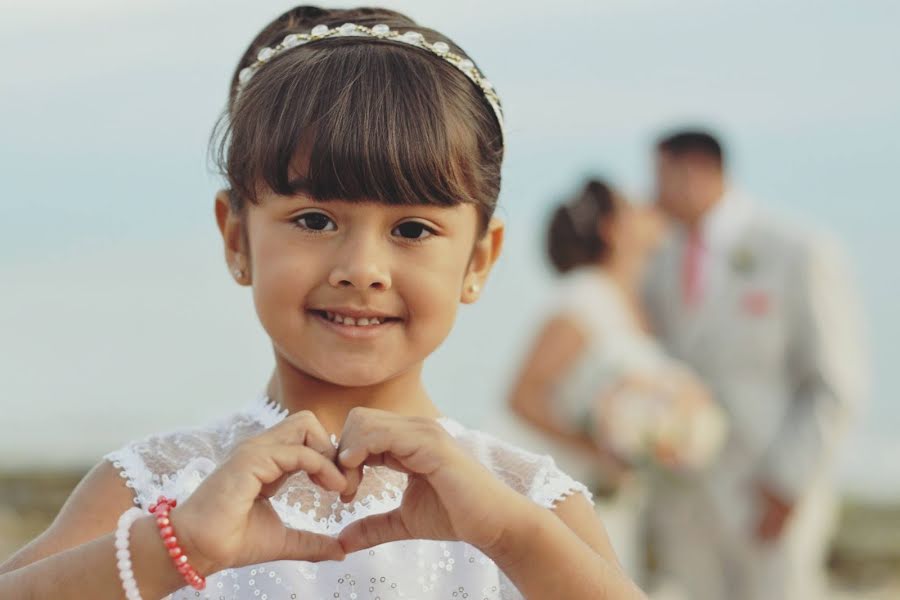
left=392, top=221, right=434, bottom=240
left=294, top=212, right=335, bottom=232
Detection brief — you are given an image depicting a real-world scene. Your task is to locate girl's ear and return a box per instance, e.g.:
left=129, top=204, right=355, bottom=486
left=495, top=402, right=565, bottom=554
left=215, top=189, right=251, bottom=285
left=461, top=217, right=505, bottom=304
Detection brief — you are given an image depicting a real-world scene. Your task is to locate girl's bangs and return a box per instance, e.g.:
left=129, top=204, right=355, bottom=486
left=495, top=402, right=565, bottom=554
left=225, top=41, right=484, bottom=208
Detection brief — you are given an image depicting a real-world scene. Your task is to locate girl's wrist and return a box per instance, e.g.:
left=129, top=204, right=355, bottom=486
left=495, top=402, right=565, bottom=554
left=150, top=498, right=208, bottom=589
left=474, top=491, right=544, bottom=565
left=116, top=509, right=218, bottom=598
left=167, top=505, right=220, bottom=578
left=127, top=516, right=208, bottom=595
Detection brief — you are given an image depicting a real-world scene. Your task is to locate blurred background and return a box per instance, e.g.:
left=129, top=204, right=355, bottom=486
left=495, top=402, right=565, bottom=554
left=1, top=0, right=897, bottom=597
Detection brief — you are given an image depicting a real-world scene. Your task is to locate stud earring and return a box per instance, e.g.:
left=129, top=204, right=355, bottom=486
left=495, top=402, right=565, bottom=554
left=468, top=283, right=480, bottom=294
left=233, top=267, right=245, bottom=279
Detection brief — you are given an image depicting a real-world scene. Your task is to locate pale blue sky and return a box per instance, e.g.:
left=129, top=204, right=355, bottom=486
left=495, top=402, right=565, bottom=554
left=2, top=0, right=898, bottom=498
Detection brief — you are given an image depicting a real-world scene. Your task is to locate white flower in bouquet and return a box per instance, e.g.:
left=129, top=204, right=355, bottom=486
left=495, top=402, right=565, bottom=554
left=593, top=366, right=728, bottom=470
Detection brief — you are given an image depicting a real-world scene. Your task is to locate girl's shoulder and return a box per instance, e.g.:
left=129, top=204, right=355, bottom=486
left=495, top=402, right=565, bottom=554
left=439, top=417, right=594, bottom=510
left=103, top=395, right=276, bottom=510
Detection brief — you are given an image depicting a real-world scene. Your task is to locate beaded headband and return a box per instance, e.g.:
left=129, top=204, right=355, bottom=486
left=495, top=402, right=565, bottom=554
left=236, top=22, right=504, bottom=140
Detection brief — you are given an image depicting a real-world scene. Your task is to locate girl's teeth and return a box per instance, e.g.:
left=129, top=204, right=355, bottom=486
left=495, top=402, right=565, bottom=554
left=322, top=312, right=384, bottom=326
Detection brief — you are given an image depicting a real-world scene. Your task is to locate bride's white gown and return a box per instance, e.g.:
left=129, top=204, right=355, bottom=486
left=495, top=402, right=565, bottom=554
left=499, top=267, right=673, bottom=581
left=552, top=268, right=673, bottom=422
left=105, top=394, right=592, bottom=600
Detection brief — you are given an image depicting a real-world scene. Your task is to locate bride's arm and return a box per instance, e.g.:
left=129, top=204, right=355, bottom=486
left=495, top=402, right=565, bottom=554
left=506, top=315, right=597, bottom=454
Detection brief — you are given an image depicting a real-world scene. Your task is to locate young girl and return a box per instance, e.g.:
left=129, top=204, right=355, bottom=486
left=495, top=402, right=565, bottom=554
left=0, top=6, right=644, bottom=599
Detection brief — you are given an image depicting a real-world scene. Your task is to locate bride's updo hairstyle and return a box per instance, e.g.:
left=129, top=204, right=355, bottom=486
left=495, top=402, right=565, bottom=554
left=211, top=6, right=504, bottom=234
left=546, top=179, right=618, bottom=273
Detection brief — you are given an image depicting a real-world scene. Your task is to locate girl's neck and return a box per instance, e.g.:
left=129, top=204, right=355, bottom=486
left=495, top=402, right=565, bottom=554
left=265, top=356, right=441, bottom=435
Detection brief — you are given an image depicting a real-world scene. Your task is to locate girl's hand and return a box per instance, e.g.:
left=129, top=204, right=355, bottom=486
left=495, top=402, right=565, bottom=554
left=170, top=411, right=348, bottom=575
left=335, top=408, right=523, bottom=555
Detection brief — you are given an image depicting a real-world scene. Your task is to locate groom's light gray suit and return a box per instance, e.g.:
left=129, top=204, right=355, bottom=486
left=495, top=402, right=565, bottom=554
left=643, top=189, right=866, bottom=600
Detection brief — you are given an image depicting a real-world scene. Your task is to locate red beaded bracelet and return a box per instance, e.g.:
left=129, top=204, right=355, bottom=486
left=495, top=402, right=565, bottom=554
left=148, top=496, right=206, bottom=590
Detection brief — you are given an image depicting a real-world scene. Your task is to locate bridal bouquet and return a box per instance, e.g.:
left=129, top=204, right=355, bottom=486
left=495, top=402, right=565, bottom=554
left=590, top=366, right=728, bottom=471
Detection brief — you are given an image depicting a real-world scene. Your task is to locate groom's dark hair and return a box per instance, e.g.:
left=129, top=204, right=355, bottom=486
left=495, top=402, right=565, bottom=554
left=657, top=129, right=724, bottom=168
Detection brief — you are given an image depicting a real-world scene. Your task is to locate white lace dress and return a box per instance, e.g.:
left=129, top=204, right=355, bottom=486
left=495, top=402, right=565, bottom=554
left=105, top=395, right=592, bottom=600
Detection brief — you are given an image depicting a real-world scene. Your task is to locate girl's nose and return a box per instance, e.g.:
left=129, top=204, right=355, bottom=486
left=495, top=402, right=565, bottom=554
left=327, top=238, right=392, bottom=291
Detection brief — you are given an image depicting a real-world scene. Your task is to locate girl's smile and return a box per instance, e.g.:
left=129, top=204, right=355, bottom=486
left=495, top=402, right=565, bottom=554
left=308, top=306, right=403, bottom=340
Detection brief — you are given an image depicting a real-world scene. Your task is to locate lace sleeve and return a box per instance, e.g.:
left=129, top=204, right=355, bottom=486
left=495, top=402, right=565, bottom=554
left=529, top=454, right=594, bottom=509
left=102, top=421, right=232, bottom=511
left=104, top=445, right=155, bottom=510
left=492, top=452, right=594, bottom=600
left=447, top=423, right=594, bottom=510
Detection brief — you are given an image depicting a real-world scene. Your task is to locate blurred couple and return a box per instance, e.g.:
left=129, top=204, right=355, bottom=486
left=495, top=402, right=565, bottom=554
left=507, top=129, right=867, bottom=599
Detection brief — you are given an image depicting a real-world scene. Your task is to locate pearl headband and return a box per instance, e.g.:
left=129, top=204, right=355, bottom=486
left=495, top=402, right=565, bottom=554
left=236, top=22, right=505, bottom=140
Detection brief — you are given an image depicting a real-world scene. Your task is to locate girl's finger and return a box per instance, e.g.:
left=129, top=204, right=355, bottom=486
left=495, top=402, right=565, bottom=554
left=254, top=443, right=347, bottom=498
left=337, top=451, right=412, bottom=504
left=337, top=509, right=411, bottom=554
left=335, top=409, right=385, bottom=501
left=281, top=529, right=347, bottom=563
left=260, top=410, right=338, bottom=461
left=338, top=412, right=448, bottom=476
left=339, top=458, right=363, bottom=504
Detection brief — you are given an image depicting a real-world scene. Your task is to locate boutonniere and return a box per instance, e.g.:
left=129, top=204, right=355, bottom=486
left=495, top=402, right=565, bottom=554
left=741, top=290, right=771, bottom=316
left=730, top=247, right=757, bottom=276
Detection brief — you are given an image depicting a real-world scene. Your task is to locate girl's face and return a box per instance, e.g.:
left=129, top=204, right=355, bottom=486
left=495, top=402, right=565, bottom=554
left=218, top=189, right=503, bottom=388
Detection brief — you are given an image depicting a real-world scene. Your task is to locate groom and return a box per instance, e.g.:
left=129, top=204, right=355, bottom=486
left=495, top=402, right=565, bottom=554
left=642, top=129, right=866, bottom=599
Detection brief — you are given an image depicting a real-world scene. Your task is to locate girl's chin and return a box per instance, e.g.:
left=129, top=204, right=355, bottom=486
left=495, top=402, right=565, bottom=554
left=302, top=361, right=402, bottom=388
left=319, top=371, right=393, bottom=388
left=276, top=346, right=420, bottom=388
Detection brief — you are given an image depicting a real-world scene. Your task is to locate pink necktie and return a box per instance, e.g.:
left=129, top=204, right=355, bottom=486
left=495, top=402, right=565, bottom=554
left=682, top=229, right=705, bottom=308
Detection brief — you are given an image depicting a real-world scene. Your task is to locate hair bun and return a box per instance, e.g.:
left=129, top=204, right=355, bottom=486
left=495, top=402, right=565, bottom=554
left=546, top=179, right=617, bottom=273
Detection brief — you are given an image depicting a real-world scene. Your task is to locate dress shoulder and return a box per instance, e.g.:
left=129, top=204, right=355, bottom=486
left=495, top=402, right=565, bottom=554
left=103, top=396, right=278, bottom=509
left=104, top=398, right=592, bottom=517
left=441, top=418, right=594, bottom=510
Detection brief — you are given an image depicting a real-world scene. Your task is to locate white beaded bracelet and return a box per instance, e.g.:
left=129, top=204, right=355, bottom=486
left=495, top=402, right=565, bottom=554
left=115, top=507, right=146, bottom=600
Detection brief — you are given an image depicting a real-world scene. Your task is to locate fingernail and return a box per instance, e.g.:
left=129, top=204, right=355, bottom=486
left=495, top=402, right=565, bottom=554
left=339, top=448, right=352, bottom=463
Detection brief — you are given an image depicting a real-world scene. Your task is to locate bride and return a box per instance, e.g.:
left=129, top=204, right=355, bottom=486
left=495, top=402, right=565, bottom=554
left=506, top=179, right=724, bottom=579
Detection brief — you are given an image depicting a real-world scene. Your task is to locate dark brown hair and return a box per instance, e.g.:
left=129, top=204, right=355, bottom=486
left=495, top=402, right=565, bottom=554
left=657, top=128, right=724, bottom=168
left=546, top=179, right=618, bottom=273
left=210, top=6, right=504, bottom=233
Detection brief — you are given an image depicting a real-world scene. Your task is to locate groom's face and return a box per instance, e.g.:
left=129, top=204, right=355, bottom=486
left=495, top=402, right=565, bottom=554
left=655, top=151, right=722, bottom=225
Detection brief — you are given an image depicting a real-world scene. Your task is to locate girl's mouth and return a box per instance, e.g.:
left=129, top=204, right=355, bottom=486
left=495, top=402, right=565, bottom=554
left=310, top=309, right=401, bottom=328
